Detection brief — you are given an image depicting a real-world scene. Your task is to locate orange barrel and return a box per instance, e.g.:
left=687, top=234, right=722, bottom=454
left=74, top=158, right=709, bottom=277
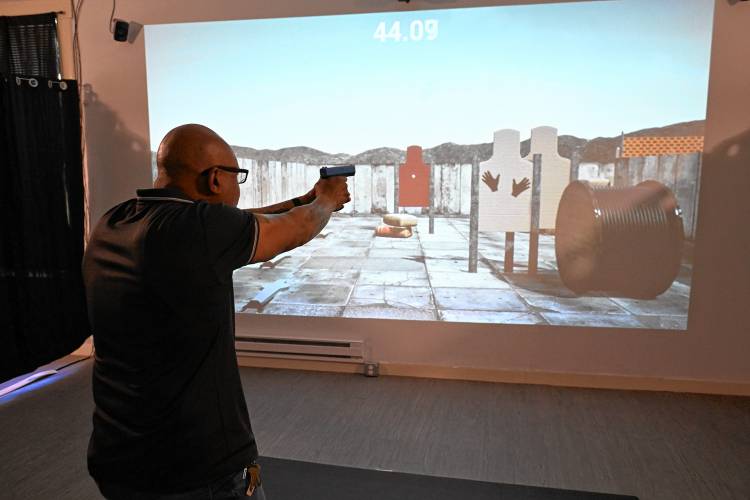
left=555, top=180, right=684, bottom=298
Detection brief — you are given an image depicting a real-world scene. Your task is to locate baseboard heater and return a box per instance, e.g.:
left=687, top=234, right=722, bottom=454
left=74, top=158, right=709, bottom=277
left=235, top=335, right=366, bottom=364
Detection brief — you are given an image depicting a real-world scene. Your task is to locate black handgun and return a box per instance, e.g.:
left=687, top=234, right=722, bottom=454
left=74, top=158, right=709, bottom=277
left=320, top=164, right=356, bottom=179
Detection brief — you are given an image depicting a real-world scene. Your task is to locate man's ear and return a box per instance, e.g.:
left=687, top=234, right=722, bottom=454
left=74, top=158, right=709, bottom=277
left=206, top=168, right=222, bottom=194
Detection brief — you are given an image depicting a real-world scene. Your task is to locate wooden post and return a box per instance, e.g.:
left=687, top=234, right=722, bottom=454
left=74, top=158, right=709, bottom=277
left=468, top=156, right=479, bottom=273
left=570, top=148, right=581, bottom=183
left=429, top=163, right=435, bottom=234
left=529, top=153, right=542, bottom=275
left=504, top=232, right=515, bottom=273
left=393, top=162, right=400, bottom=214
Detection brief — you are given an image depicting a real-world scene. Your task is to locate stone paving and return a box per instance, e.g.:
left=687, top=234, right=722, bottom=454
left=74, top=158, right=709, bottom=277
left=233, top=215, right=692, bottom=329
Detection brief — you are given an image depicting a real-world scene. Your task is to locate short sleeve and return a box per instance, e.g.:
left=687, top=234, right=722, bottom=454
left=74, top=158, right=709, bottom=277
left=198, top=202, right=259, bottom=279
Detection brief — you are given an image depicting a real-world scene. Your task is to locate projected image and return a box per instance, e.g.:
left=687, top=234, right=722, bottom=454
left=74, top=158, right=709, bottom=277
left=145, top=0, right=713, bottom=330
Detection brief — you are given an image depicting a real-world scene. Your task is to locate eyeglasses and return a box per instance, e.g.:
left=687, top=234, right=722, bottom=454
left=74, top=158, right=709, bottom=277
left=200, top=165, right=249, bottom=184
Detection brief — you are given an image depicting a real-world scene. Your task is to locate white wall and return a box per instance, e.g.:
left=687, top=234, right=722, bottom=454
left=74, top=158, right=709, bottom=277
left=3, top=0, right=749, bottom=391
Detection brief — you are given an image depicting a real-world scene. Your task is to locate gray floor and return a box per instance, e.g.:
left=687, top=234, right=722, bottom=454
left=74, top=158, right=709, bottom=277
left=233, top=216, right=691, bottom=330
left=1, top=358, right=748, bottom=500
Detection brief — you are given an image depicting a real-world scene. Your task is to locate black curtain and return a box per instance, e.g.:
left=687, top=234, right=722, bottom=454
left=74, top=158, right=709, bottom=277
left=0, top=13, right=60, bottom=79
left=0, top=74, right=90, bottom=382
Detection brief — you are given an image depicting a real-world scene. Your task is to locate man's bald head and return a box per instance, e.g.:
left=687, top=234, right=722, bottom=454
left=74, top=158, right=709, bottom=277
left=154, top=124, right=241, bottom=206
left=156, top=124, right=236, bottom=179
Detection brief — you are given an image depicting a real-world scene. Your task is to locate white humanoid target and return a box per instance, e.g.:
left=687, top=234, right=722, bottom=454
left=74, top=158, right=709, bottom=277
left=523, top=126, right=571, bottom=229
left=478, top=129, right=533, bottom=232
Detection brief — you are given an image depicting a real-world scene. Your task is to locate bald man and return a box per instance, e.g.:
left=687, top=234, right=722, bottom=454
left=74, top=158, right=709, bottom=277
left=82, top=124, right=350, bottom=499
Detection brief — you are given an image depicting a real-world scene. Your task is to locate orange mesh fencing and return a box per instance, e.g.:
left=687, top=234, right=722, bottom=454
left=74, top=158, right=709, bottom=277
left=621, top=136, right=704, bottom=157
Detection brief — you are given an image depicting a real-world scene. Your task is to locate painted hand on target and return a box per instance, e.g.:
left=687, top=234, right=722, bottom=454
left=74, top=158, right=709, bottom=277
left=482, top=171, right=500, bottom=192
left=512, top=177, right=530, bottom=198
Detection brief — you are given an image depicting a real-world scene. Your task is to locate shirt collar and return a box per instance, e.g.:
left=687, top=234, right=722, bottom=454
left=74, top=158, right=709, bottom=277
left=135, top=188, right=195, bottom=204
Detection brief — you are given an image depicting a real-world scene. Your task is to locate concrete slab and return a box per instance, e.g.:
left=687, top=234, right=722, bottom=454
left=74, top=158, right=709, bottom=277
left=361, top=258, right=426, bottom=273
left=342, top=305, right=437, bottom=321
left=250, top=303, right=345, bottom=317
left=433, top=288, right=529, bottom=312
left=612, top=291, right=689, bottom=316
left=272, top=283, right=353, bottom=306
left=229, top=216, right=692, bottom=328
left=439, top=310, right=546, bottom=325
left=541, top=312, right=645, bottom=328
left=233, top=284, right=265, bottom=302
left=422, top=247, right=473, bottom=260
left=356, top=271, right=430, bottom=287
left=312, top=246, right=370, bottom=258
left=371, top=236, right=420, bottom=247
left=424, top=258, right=493, bottom=274
left=233, top=268, right=294, bottom=286
left=522, top=295, right=627, bottom=314
left=636, top=315, right=688, bottom=330
left=349, top=285, right=434, bottom=309
left=367, top=248, right=423, bottom=259
left=291, top=268, right=360, bottom=284
left=504, top=273, right=580, bottom=298
left=300, top=257, right=365, bottom=271
left=428, top=271, right=511, bottom=290
left=420, top=240, right=472, bottom=250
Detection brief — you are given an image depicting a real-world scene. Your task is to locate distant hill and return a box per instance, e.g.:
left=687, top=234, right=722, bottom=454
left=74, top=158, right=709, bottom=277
left=222, top=119, right=703, bottom=165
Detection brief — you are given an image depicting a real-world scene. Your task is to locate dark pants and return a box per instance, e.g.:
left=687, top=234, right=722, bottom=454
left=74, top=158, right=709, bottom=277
left=97, top=469, right=267, bottom=500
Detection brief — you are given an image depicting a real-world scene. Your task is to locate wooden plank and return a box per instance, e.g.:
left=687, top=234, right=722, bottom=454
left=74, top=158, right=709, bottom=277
left=460, top=163, right=472, bottom=215
left=260, top=160, right=271, bottom=206
left=528, top=154, right=542, bottom=275
left=237, top=157, right=255, bottom=209
left=504, top=232, right=515, bottom=273
left=642, top=155, right=659, bottom=181
left=600, top=163, right=615, bottom=186
left=431, top=163, right=442, bottom=214
left=675, top=153, right=701, bottom=239
left=614, top=158, right=628, bottom=188
left=385, top=165, right=395, bottom=214
left=342, top=175, right=355, bottom=214
left=469, top=158, right=479, bottom=273
left=353, top=164, right=372, bottom=214
left=658, top=155, right=678, bottom=191
left=292, top=162, right=306, bottom=200
left=429, top=164, right=435, bottom=233
left=691, top=154, right=703, bottom=240
left=305, top=164, right=320, bottom=193
left=569, top=149, right=581, bottom=183
left=371, top=165, right=389, bottom=214
left=280, top=161, right=290, bottom=202
left=628, top=156, right=645, bottom=186
left=393, top=163, right=400, bottom=213
left=441, top=164, right=460, bottom=215
left=251, top=159, right=262, bottom=208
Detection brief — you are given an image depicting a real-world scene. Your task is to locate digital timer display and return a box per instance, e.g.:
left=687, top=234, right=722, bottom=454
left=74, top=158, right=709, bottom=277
left=373, top=20, right=439, bottom=42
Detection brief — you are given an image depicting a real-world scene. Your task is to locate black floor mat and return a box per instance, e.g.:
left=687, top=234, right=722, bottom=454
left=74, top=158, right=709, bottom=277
left=258, top=456, right=638, bottom=500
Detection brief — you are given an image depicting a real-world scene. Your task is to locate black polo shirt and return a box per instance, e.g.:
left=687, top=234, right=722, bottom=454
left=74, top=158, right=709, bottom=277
left=82, top=188, right=259, bottom=493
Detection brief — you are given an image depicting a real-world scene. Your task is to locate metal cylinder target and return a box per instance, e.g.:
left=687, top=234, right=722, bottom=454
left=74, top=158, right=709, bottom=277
left=554, top=180, right=684, bottom=298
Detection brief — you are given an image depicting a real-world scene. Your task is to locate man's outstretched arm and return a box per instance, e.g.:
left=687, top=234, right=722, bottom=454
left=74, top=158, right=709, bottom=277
left=244, top=189, right=316, bottom=215
left=249, top=177, right=350, bottom=263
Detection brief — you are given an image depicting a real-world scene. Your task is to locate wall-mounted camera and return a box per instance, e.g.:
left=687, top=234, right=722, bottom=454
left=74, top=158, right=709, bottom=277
left=112, top=19, right=143, bottom=44
left=113, top=19, right=129, bottom=42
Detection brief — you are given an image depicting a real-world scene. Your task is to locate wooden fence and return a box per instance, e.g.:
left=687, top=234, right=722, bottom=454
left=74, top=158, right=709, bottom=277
left=613, top=152, right=701, bottom=240
left=236, top=158, right=475, bottom=216
left=232, top=154, right=701, bottom=239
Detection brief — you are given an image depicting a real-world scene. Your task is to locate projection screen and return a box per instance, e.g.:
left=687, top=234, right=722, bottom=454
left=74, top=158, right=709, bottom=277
left=145, top=0, right=713, bottom=331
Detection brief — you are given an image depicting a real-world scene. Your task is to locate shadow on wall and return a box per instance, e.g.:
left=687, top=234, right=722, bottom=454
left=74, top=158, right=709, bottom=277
left=82, top=84, right=151, bottom=225
left=690, top=125, right=750, bottom=330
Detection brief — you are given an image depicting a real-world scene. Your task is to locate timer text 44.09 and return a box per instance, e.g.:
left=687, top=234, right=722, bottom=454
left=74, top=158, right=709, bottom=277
left=373, top=20, right=439, bottom=42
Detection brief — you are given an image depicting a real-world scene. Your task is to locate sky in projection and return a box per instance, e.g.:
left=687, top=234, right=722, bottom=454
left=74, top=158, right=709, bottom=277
left=145, top=0, right=714, bottom=154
